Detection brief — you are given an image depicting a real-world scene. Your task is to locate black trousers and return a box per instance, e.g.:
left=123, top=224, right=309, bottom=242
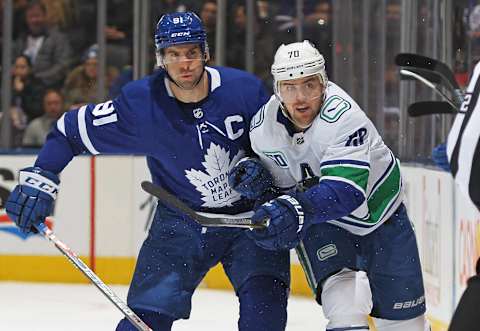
left=448, top=258, right=480, bottom=331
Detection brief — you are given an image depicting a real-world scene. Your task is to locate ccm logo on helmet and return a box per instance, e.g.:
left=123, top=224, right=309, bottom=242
left=171, top=32, right=190, bottom=38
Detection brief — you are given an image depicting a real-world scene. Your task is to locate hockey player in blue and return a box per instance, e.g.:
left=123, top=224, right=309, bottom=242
left=5, top=12, right=290, bottom=331
left=229, top=41, right=431, bottom=331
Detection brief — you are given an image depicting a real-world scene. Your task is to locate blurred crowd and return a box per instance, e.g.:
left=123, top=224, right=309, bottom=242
left=0, top=0, right=333, bottom=149
left=0, top=0, right=474, bottom=153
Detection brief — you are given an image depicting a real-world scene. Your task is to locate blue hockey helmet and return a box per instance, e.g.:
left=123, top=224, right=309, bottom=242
left=154, top=12, right=209, bottom=66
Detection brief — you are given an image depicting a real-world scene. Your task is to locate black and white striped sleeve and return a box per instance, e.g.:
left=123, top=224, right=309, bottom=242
left=447, top=62, right=480, bottom=210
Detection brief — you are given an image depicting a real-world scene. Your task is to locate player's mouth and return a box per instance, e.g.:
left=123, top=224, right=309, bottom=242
left=294, top=106, right=311, bottom=114
left=180, top=73, right=193, bottom=79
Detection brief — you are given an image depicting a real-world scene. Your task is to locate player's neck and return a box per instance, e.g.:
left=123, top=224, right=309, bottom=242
left=170, top=71, right=209, bottom=103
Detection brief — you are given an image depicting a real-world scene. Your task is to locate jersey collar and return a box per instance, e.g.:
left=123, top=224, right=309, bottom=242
left=276, top=107, right=313, bottom=137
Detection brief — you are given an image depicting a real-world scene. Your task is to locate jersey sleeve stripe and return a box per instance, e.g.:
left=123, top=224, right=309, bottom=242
left=368, top=152, right=395, bottom=196
left=320, top=166, right=369, bottom=191
left=57, top=113, right=66, bottom=136
left=367, top=161, right=402, bottom=222
left=320, top=159, right=370, bottom=168
left=78, top=105, right=99, bottom=155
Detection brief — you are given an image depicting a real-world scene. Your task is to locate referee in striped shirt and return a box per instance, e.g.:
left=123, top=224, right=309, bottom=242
left=433, top=61, right=480, bottom=331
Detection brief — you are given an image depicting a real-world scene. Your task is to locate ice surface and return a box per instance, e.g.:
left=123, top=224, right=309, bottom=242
left=0, top=282, right=327, bottom=330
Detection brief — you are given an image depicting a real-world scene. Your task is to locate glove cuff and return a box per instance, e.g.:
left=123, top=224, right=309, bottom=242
left=19, top=167, right=60, bottom=199
left=276, top=195, right=305, bottom=233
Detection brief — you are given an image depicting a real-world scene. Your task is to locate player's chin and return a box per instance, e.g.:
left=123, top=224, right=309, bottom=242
left=177, top=79, right=197, bottom=89
left=294, top=112, right=315, bottom=125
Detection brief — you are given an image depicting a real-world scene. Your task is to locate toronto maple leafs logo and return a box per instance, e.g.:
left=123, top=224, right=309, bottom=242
left=185, top=143, right=244, bottom=208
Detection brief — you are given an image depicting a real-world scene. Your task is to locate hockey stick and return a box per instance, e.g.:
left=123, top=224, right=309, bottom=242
left=397, top=66, right=443, bottom=85
left=141, top=181, right=268, bottom=229
left=35, top=223, right=152, bottom=331
left=395, top=53, right=459, bottom=89
left=399, top=69, right=460, bottom=111
left=395, top=53, right=464, bottom=106
left=407, top=101, right=458, bottom=117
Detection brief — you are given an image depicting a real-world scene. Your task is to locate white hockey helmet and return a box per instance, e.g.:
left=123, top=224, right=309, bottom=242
left=271, top=40, right=328, bottom=100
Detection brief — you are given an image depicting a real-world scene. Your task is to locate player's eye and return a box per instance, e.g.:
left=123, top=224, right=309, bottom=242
left=305, top=82, right=316, bottom=90
left=188, top=49, right=201, bottom=58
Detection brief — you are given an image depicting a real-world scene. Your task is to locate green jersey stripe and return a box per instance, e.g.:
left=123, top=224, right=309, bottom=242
left=367, top=160, right=401, bottom=222
left=321, top=166, right=369, bottom=191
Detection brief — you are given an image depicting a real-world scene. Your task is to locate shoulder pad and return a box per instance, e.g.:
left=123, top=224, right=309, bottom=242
left=250, top=95, right=278, bottom=132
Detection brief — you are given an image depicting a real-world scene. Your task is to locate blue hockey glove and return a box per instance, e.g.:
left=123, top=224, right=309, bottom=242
left=6, top=167, right=60, bottom=234
left=228, top=157, right=273, bottom=200
left=247, top=194, right=309, bottom=251
left=432, top=143, right=450, bottom=171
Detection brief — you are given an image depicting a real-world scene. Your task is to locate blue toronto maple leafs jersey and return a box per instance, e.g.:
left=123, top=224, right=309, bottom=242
left=35, top=67, right=269, bottom=214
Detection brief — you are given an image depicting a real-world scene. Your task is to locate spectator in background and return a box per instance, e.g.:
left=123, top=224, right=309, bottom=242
left=151, top=0, right=194, bottom=16
left=0, top=0, right=29, bottom=50
left=104, top=0, right=133, bottom=70
left=11, top=55, right=45, bottom=123
left=200, top=0, right=217, bottom=64
left=0, top=54, right=45, bottom=147
left=63, top=44, right=119, bottom=110
left=108, top=65, right=133, bottom=99
left=303, top=0, right=332, bottom=77
left=13, top=0, right=72, bottom=89
left=63, top=1, right=97, bottom=65
left=22, top=89, right=65, bottom=147
left=42, top=0, right=75, bottom=30
left=273, top=0, right=318, bottom=47
left=227, top=3, right=274, bottom=89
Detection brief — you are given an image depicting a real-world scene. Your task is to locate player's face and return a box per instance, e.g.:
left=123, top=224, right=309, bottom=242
left=163, top=44, right=205, bottom=89
left=279, top=76, right=324, bottom=129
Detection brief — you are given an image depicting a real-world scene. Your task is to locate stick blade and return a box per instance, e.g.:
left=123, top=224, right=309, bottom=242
left=407, top=101, right=456, bottom=117
left=395, top=53, right=459, bottom=89
left=395, top=53, right=436, bottom=70
left=398, top=67, right=442, bottom=84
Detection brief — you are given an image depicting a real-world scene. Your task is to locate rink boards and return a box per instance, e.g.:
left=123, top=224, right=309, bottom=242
left=1, top=155, right=479, bottom=330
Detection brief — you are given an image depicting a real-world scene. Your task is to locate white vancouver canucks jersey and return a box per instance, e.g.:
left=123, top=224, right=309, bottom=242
left=250, top=82, right=404, bottom=235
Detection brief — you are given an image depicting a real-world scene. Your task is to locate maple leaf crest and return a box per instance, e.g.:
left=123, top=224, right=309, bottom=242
left=185, top=143, right=244, bottom=208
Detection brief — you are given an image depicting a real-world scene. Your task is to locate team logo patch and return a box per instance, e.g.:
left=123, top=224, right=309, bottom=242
left=316, top=244, right=338, bottom=261
left=185, top=143, right=243, bottom=208
left=320, top=95, right=351, bottom=123
left=193, top=108, right=204, bottom=119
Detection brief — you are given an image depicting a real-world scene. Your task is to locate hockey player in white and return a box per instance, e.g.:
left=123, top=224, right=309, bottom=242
left=228, top=41, right=431, bottom=331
